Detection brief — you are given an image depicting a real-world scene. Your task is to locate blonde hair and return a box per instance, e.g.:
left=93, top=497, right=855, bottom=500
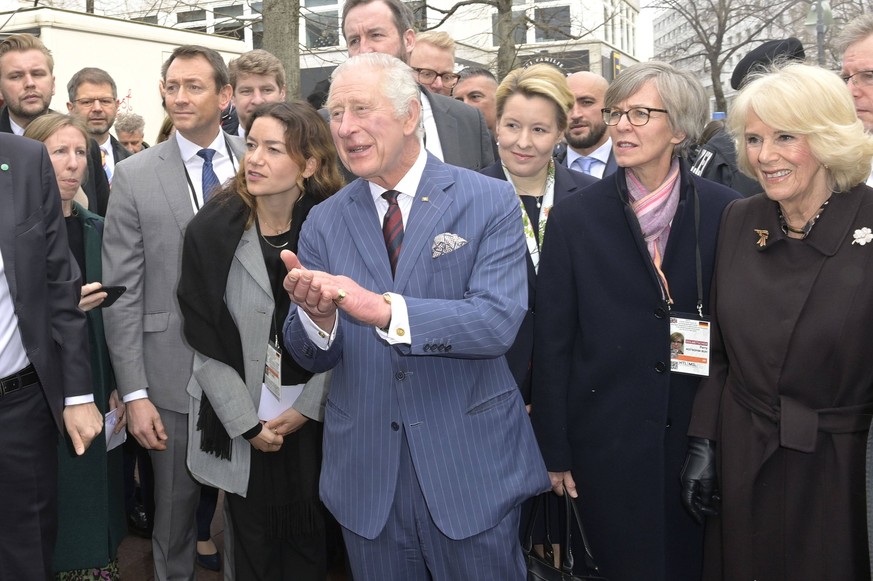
left=728, top=63, right=873, bottom=192
left=415, top=31, right=455, bottom=56
left=495, top=64, right=574, bottom=132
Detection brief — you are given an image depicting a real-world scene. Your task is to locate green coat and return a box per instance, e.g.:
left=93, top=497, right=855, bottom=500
left=53, top=203, right=126, bottom=572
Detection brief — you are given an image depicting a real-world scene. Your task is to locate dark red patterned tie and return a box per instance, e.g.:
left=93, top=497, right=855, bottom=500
left=382, top=190, right=403, bottom=276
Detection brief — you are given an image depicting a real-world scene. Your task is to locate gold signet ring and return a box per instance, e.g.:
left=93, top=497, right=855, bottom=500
left=335, top=289, right=347, bottom=303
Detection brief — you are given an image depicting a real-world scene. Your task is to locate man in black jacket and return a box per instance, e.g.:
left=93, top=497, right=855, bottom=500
left=0, top=34, right=111, bottom=214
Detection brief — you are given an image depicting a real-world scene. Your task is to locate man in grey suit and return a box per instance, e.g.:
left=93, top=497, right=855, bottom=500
left=102, top=45, right=243, bottom=581
left=282, top=53, right=549, bottom=580
left=0, top=131, right=103, bottom=580
left=341, top=0, right=494, bottom=171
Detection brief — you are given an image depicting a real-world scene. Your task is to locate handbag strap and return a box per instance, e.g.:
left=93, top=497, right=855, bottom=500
left=561, top=483, right=602, bottom=575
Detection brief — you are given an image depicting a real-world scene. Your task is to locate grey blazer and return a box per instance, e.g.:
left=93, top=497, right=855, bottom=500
left=102, top=134, right=245, bottom=413
left=186, top=225, right=329, bottom=495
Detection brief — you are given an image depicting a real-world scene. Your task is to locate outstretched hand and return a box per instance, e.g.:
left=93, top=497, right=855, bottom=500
left=280, top=250, right=391, bottom=329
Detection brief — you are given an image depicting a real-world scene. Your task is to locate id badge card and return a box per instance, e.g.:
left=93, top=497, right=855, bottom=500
left=669, top=314, right=711, bottom=377
left=264, top=338, right=282, bottom=400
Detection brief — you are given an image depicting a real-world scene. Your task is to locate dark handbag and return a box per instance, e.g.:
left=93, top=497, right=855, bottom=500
left=524, top=486, right=609, bottom=581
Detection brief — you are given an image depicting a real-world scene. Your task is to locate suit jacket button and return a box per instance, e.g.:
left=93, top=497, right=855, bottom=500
left=423, top=344, right=431, bottom=352
left=437, top=344, right=445, bottom=352
left=655, top=361, right=667, bottom=373
left=445, top=345, right=452, bottom=352
left=394, top=371, right=406, bottom=381
left=391, top=421, right=400, bottom=431
left=654, top=307, right=666, bottom=319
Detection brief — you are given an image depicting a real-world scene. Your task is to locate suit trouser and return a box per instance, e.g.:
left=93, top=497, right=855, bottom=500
left=0, top=380, right=57, bottom=581
left=150, top=406, right=201, bottom=581
left=341, top=429, right=526, bottom=581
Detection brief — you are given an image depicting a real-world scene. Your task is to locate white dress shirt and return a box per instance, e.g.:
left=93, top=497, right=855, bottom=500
left=566, top=137, right=612, bottom=179
left=298, top=147, right=430, bottom=348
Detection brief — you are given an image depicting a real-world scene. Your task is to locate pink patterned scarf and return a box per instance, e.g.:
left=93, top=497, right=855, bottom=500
left=626, top=157, right=681, bottom=262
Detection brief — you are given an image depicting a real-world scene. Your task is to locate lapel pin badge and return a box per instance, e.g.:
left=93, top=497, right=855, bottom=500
left=852, top=227, right=873, bottom=246
left=0, top=163, right=9, bottom=171
left=421, top=196, right=429, bottom=202
left=754, top=229, right=769, bottom=248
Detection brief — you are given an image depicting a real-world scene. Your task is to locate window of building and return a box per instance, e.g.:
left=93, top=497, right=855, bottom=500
left=215, top=4, right=244, bottom=18
left=177, top=9, right=206, bottom=23
left=131, top=14, right=158, bottom=24
left=492, top=10, right=526, bottom=46
left=534, top=6, right=570, bottom=41
left=306, top=11, right=340, bottom=48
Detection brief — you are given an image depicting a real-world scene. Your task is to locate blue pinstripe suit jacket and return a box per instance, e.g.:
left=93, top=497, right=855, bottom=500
left=285, top=154, right=550, bottom=540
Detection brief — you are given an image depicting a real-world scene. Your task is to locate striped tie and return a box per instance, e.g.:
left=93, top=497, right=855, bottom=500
left=382, top=190, right=403, bottom=276
left=197, top=148, right=220, bottom=203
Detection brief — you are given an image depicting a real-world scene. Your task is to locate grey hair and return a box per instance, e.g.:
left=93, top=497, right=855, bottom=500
left=115, top=112, right=145, bottom=134
left=836, top=14, right=873, bottom=53
left=604, top=61, right=707, bottom=157
left=330, top=53, right=422, bottom=138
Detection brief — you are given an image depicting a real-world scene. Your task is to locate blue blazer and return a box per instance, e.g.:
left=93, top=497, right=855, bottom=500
left=285, top=154, right=550, bottom=540
left=480, top=161, right=597, bottom=401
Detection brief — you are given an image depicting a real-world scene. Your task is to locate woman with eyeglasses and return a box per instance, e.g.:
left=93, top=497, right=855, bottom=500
left=530, top=62, right=740, bottom=581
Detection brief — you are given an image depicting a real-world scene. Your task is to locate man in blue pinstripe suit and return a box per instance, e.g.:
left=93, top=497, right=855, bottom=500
left=280, top=53, right=550, bottom=580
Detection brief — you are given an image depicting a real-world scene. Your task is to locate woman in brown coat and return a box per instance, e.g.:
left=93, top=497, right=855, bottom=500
left=682, top=63, right=873, bottom=580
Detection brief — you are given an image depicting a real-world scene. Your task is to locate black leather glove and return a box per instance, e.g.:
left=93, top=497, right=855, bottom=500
left=680, top=437, right=720, bottom=524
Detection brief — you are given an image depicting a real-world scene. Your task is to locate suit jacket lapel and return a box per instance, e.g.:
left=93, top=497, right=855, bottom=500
left=155, top=138, right=195, bottom=233
left=342, top=180, right=394, bottom=289
left=393, top=158, right=453, bottom=292
left=425, top=92, right=461, bottom=167
left=236, top=225, right=272, bottom=299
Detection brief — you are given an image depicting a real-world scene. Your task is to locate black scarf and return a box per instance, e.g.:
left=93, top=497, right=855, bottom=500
left=177, top=193, right=315, bottom=459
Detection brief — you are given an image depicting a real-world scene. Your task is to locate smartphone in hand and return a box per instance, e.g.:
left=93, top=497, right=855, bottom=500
left=98, top=286, right=127, bottom=309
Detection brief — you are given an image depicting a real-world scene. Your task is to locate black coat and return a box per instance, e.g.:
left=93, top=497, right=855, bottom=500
left=531, top=160, right=739, bottom=581
left=480, top=161, right=597, bottom=402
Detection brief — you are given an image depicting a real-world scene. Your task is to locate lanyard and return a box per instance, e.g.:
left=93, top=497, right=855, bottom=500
left=504, top=161, right=556, bottom=273
left=619, top=171, right=703, bottom=313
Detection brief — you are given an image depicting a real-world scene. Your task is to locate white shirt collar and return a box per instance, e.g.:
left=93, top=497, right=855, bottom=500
left=368, top=146, right=428, bottom=202
left=9, top=117, right=25, bottom=136
left=175, top=129, right=229, bottom=163
left=566, top=137, right=612, bottom=168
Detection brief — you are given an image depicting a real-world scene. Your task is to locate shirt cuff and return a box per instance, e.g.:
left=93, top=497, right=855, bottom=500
left=122, top=389, right=150, bottom=403
left=375, top=292, right=411, bottom=345
left=298, top=306, right=338, bottom=350
left=64, top=394, right=95, bottom=406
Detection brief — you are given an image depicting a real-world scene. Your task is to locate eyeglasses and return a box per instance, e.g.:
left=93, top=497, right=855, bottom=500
left=601, top=106, right=669, bottom=126
left=413, top=68, right=461, bottom=88
left=842, top=70, right=873, bottom=87
left=72, top=97, right=116, bottom=109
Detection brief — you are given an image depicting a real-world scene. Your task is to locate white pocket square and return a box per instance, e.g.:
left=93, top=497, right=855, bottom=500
left=432, top=233, right=468, bottom=258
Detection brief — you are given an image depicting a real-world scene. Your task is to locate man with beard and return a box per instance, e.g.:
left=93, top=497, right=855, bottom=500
left=555, top=71, right=616, bottom=178
left=67, top=67, right=131, bottom=186
left=0, top=34, right=111, bottom=214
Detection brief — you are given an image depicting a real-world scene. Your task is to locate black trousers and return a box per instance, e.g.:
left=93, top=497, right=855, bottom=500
left=0, top=381, right=58, bottom=581
left=225, top=421, right=326, bottom=581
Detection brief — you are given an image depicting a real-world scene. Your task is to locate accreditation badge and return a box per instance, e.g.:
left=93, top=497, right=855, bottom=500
left=669, top=314, right=711, bottom=377
left=264, top=338, right=282, bottom=399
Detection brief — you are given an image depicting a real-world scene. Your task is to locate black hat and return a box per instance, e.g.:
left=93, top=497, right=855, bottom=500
left=730, top=38, right=806, bottom=90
